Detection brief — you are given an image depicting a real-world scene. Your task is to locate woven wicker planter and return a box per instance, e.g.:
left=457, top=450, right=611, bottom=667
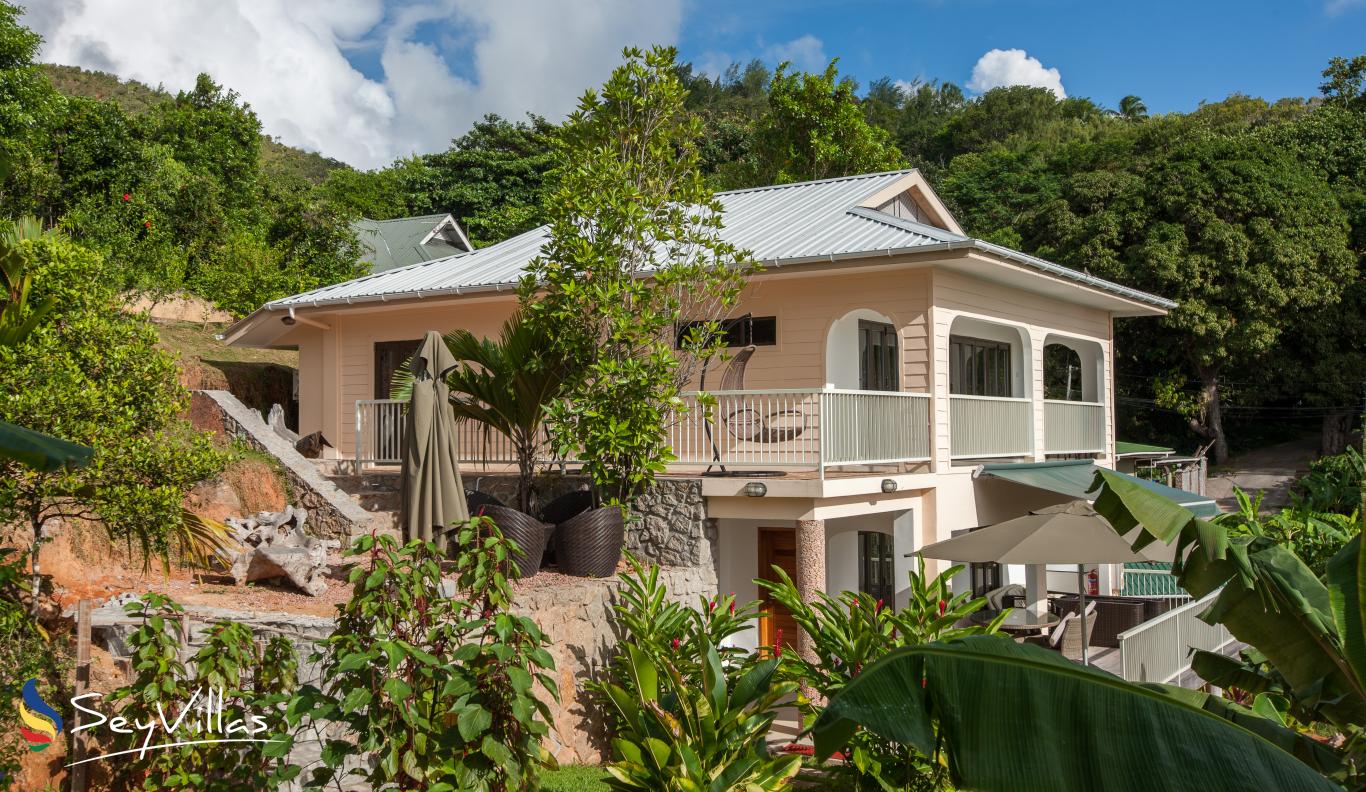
left=479, top=504, right=552, bottom=579
left=556, top=505, right=625, bottom=578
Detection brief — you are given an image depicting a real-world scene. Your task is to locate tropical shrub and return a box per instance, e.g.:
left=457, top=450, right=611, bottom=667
left=1093, top=467, right=1366, bottom=788
left=608, top=554, right=759, bottom=681
left=286, top=520, right=558, bottom=792
left=757, top=557, right=1002, bottom=790
left=1292, top=446, right=1364, bottom=516
left=1216, top=487, right=1358, bottom=576
left=601, top=641, right=801, bottom=791
left=524, top=45, right=756, bottom=508
left=111, top=593, right=299, bottom=791
left=0, top=229, right=228, bottom=609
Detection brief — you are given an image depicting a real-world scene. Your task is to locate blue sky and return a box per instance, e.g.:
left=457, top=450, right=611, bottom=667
left=27, top=0, right=1365, bottom=168
left=678, top=0, right=1364, bottom=112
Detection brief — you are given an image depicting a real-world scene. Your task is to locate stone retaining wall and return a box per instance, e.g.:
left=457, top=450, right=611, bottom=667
left=89, top=565, right=717, bottom=772
left=191, top=390, right=378, bottom=541
left=466, top=473, right=715, bottom=570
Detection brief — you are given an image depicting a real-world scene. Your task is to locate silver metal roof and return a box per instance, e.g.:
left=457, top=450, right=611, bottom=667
left=250, top=168, right=1172, bottom=316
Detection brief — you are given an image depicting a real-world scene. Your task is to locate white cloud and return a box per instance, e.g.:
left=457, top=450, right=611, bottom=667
left=1325, top=0, right=1366, bottom=13
left=692, top=34, right=828, bottom=80
left=763, top=34, right=827, bottom=73
left=966, top=48, right=1066, bottom=98
left=25, top=0, right=684, bottom=168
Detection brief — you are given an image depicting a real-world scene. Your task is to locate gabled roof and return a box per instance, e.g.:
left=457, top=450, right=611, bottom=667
left=352, top=213, right=472, bottom=273
left=227, top=170, right=1175, bottom=347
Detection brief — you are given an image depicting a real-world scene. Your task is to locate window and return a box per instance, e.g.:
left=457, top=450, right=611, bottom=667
left=675, top=316, right=777, bottom=349
left=949, top=335, right=1012, bottom=397
left=969, top=561, right=1002, bottom=598
left=858, top=531, right=895, bottom=604
left=859, top=321, right=898, bottom=391
left=374, top=340, right=422, bottom=399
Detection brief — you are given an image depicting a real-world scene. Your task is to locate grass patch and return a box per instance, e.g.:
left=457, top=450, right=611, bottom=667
left=542, top=765, right=611, bottom=792
left=155, top=320, right=298, bottom=368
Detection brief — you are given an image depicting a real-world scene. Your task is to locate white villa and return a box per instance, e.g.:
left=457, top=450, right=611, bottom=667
left=224, top=169, right=1215, bottom=653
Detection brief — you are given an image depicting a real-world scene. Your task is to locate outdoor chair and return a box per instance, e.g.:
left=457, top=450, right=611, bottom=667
left=1022, top=601, right=1096, bottom=662
left=698, top=340, right=807, bottom=475
left=986, top=584, right=1024, bottom=611
left=1053, top=594, right=1149, bottom=648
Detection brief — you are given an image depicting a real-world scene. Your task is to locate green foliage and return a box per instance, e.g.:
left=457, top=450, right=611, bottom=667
left=1093, top=468, right=1366, bottom=785
left=601, top=641, right=801, bottom=791
left=111, top=593, right=300, bottom=791
left=524, top=46, right=755, bottom=507
left=1322, top=55, right=1366, bottom=112
left=757, top=558, right=1000, bottom=790
left=0, top=548, right=67, bottom=784
left=1217, top=487, right=1359, bottom=576
left=744, top=60, right=905, bottom=185
left=0, top=231, right=228, bottom=590
left=811, top=636, right=1342, bottom=792
left=607, top=554, right=759, bottom=683
left=287, top=522, right=557, bottom=791
left=1293, top=447, right=1366, bottom=516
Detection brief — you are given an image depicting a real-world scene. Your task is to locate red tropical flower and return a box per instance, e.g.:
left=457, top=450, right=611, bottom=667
left=122, top=193, right=131, bottom=202
left=671, top=637, right=680, bottom=650
left=774, top=628, right=784, bottom=659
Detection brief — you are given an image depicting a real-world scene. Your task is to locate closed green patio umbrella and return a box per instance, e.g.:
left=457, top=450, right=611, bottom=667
left=919, top=500, right=1144, bottom=665
left=400, top=331, right=469, bottom=550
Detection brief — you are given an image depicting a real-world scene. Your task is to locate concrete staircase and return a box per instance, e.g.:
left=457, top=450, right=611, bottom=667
left=323, top=468, right=401, bottom=537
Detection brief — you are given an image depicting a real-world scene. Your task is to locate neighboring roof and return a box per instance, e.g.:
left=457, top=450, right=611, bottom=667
left=1115, top=441, right=1176, bottom=458
left=1120, top=562, right=1187, bottom=598
left=352, top=213, right=472, bottom=274
left=227, top=170, right=1176, bottom=346
left=975, top=459, right=1220, bottom=518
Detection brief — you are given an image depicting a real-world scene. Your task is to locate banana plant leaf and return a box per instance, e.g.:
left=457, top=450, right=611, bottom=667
left=1092, top=468, right=1366, bottom=727
left=0, top=420, right=93, bottom=471
left=811, top=636, right=1342, bottom=792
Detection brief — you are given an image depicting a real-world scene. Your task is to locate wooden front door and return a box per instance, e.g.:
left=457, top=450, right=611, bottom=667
left=758, top=528, right=800, bottom=655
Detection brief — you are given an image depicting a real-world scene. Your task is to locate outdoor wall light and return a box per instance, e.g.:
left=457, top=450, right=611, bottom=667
left=744, top=481, right=768, bottom=497
left=881, top=478, right=898, bottom=493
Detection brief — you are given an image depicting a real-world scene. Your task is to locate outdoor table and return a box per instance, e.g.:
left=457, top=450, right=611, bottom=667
left=971, top=609, right=1060, bottom=634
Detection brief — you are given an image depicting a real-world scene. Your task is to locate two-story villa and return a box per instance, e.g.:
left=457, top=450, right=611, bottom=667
left=224, top=169, right=1210, bottom=651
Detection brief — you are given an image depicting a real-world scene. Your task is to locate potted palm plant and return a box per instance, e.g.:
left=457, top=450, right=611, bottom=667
left=395, top=312, right=569, bottom=577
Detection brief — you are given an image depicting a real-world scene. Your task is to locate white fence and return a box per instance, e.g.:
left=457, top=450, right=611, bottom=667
left=1043, top=400, right=1106, bottom=454
left=357, top=389, right=932, bottom=473
left=1117, top=588, right=1232, bottom=684
left=949, top=395, right=1032, bottom=459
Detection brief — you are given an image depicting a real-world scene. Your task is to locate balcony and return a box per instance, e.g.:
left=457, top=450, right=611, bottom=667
left=949, top=395, right=1032, bottom=459
left=356, top=389, right=933, bottom=475
left=1043, top=400, right=1106, bottom=454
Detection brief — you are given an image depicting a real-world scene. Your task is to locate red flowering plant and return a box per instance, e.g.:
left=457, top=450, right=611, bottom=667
left=756, top=555, right=1004, bottom=790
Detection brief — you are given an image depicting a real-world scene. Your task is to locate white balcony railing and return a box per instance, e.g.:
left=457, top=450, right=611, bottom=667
left=1118, top=588, right=1232, bottom=684
left=1044, top=400, right=1106, bottom=454
left=356, top=389, right=932, bottom=473
left=669, top=389, right=931, bottom=470
left=949, top=395, right=1032, bottom=459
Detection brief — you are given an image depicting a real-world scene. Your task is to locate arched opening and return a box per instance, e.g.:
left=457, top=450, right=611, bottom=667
left=948, top=316, right=1029, bottom=398
left=1042, top=335, right=1103, bottom=403
left=825, top=308, right=899, bottom=391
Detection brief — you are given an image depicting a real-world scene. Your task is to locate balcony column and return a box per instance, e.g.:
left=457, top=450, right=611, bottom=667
left=795, top=518, right=826, bottom=682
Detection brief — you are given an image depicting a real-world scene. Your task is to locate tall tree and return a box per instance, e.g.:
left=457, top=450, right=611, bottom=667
left=525, top=46, right=755, bottom=506
left=1321, top=54, right=1366, bottom=112
left=1118, top=95, right=1148, bottom=120
left=743, top=60, right=905, bottom=186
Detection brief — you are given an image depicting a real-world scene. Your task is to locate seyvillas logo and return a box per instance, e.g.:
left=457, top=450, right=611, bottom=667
left=18, top=679, right=63, bottom=753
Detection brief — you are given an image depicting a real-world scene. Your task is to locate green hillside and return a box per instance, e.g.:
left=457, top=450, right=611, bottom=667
left=41, top=63, right=348, bottom=185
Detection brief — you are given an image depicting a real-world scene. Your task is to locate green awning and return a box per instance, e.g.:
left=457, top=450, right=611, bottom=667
left=1115, top=441, right=1175, bottom=457
left=976, top=459, right=1220, bottom=518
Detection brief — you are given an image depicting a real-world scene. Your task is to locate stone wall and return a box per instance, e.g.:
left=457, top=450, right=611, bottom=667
left=192, top=390, right=378, bottom=541
left=88, top=565, right=718, bottom=770
left=465, top=473, right=714, bottom=569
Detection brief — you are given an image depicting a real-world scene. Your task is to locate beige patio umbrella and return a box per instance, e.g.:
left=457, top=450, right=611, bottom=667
left=919, top=500, right=1144, bottom=665
left=399, top=330, right=469, bottom=551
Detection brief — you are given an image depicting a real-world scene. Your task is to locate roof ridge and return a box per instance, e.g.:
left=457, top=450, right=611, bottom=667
left=714, top=168, right=917, bottom=197
left=360, top=213, right=451, bottom=224
left=846, top=205, right=966, bottom=242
